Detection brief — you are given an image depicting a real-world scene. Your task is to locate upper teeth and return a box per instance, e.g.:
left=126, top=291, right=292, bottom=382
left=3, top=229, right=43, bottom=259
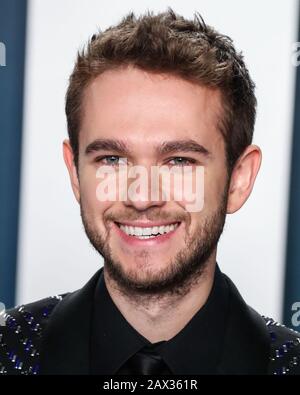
left=119, top=223, right=179, bottom=237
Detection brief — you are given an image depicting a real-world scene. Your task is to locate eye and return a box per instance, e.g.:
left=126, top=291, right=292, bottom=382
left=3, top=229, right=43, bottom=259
left=168, top=157, right=196, bottom=166
left=94, top=155, right=127, bottom=166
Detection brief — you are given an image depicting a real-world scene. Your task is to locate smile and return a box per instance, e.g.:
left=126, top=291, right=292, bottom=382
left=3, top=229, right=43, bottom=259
left=114, top=221, right=182, bottom=245
left=117, top=222, right=180, bottom=239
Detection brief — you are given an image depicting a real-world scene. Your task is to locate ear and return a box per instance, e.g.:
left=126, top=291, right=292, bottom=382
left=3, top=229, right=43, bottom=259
left=226, top=144, right=262, bottom=214
left=63, top=139, right=80, bottom=203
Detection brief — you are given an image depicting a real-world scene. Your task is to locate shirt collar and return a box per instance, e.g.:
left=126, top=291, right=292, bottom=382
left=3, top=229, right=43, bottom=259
left=90, top=263, right=229, bottom=375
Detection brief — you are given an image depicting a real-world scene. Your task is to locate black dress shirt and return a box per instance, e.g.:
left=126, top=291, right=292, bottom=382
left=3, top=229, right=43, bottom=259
left=90, top=264, right=229, bottom=375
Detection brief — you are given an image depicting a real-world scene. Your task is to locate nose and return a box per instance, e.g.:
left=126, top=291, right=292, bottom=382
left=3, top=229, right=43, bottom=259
left=123, top=195, right=166, bottom=211
left=121, top=165, right=166, bottom=211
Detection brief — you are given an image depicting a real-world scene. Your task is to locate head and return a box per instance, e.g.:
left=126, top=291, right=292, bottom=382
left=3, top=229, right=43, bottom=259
left=63, top=9, right=261, bottom=298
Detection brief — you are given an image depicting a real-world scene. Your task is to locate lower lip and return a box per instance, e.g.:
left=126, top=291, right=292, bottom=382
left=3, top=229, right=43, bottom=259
left=113, top=222, right=182, bottom=247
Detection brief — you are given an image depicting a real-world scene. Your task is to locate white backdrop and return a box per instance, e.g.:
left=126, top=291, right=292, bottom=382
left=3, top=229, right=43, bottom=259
left=16, top=0, right=298, bottom=322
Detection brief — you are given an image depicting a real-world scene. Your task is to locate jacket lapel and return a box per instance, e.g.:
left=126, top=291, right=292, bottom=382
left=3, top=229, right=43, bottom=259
left=217, top=274, right=270, bottom=374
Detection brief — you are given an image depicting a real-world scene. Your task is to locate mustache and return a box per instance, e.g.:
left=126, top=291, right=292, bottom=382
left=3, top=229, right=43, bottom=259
left=105, top=210, right=187, bottom=224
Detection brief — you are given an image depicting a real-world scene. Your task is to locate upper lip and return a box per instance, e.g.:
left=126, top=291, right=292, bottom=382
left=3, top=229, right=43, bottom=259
left=116, top=221, right=180, bottom=227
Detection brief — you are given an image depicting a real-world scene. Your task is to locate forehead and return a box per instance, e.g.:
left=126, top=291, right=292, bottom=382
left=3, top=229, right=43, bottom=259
left=80, top=66, right=224, bottom=152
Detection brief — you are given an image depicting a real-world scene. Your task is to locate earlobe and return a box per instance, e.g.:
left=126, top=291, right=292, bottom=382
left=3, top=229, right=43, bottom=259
left=226, top=145, right=262, bottom=214
left=63, top=139, right=81, bottom=203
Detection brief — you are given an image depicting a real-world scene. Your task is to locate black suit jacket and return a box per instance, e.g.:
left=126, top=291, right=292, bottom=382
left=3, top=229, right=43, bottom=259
left=0, top=268, right=300, bottom=375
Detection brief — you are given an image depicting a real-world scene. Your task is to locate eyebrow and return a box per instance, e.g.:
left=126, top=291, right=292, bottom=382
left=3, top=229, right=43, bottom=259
left=85, top=139, right=130, bottom=155
left=158, top=139, right=211, bottom=157
left=85, top=138, right=211, bottom=158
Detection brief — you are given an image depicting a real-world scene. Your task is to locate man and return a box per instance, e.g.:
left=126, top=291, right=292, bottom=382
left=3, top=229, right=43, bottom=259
left=1, top=8, right=299, bottom=376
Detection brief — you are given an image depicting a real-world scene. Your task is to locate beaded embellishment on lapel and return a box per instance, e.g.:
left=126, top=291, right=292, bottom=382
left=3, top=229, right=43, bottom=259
left=0, top=295, right=62, bottom=375
left=263, top=316, right=300, bottom=375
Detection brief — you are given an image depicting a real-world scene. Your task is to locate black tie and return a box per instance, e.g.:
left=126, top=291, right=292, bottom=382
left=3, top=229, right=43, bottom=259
left=116, top=342, right=172, bottom=375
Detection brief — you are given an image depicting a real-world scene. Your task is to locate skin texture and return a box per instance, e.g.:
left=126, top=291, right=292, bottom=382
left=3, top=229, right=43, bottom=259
left=63, top=66, right=262, bottom=342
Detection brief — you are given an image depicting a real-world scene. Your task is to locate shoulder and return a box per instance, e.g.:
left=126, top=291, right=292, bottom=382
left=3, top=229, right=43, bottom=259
left=0, top=294, right=66, bottom=375
left=0, top=269, right=102, bottom=376
left=262, top=315, right=300, bottom=375
left=222, top=271, right=300, bottom=375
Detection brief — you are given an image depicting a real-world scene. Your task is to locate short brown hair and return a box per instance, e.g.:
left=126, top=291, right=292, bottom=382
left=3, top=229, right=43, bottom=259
left=65, top=8, right=256, bottom=172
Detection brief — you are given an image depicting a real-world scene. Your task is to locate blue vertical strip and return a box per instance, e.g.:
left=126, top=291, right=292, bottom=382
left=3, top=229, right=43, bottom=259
left=0, top=0, right=27, bottom=308
left=283, top=4, right=300, bottom=331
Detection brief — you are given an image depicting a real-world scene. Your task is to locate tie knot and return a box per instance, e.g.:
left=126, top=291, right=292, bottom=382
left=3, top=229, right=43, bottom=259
left=117, top=342, right=172, bottom=375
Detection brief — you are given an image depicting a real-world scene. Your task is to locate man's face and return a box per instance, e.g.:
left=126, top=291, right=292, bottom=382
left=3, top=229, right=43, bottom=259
left=74, top=66, right=229, bottom=296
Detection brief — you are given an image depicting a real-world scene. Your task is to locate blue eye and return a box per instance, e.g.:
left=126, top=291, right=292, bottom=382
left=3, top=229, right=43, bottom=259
left=95, top=156, right=127, bottom=166
left=168, top=157, right=196, bottom=166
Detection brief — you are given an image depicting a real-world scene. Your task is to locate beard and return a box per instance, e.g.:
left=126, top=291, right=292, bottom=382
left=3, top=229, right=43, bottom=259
left=80, top=185, right=229, bottom=300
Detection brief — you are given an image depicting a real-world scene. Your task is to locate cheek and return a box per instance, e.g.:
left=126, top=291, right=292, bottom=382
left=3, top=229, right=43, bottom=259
left=174, top=166, right=221, bottom=214
left=79, top=167, right=113, bottom=215
left=203, top=165, right=228, bottom=210
left=164, top=167, right=205, bottom=214
left=80, top=170, right=98, bottom=204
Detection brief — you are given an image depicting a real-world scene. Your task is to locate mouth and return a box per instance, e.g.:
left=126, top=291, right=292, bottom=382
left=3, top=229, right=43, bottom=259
left=113, top=221, right=182, bottom=245
left=116, top=221, right=180, bottom=238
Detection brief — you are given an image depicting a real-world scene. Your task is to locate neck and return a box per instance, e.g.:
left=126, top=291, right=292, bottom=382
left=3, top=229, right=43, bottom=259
left=103, top=253, right=217, bottom=343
